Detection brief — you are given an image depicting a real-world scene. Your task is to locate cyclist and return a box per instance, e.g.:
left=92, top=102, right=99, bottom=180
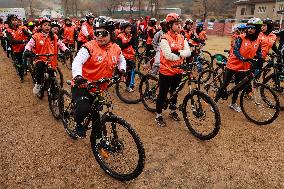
left=114, top=21, right=121, bottom=38
left=192, top=22, right=207, bottom=46
left=59, top=17, right=76, bottom=49
left=24, top=17, right=70, bottom=96
left=0, top=18, right=5, bottom=50
left=77, top=13, right=95, bottom=50
left=116, top=21, right=136, bottom=92
left=145, top=18, right=157, bottom=60
left=71, top=16, right=126, bottom=138
left=155, top=13, right=191, bottom=127
left=180, top=18, right=199, bottom=46
left=51, top=20, right=61, bottom=35
left=214, top=18, right=263, bottom=112
left=5, top=14, right=31, bottom=82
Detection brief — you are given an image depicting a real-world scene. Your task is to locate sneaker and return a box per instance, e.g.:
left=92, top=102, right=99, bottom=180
left=33, top=84, right=41, bottom=95
left=229, top=103, right=242, bottom=113
left=169, top=111, right=181, bottom=121
left=76, top=123, right=86, bottom=138
left=126, top=87, right=134, bottom=93
left=155, top=116, right=166, bottom=127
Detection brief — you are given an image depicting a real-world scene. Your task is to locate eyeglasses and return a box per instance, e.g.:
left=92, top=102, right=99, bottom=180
left=94, top=30, right=109, bottom=37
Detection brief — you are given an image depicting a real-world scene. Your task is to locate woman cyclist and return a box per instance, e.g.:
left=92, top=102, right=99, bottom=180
left=71, top=16, right=126, bottom=138
left=155, top=13, right=191, bottom=127
left=214, top=18, right=263, bottom=112
left=77, top=13, right=95, bottom=50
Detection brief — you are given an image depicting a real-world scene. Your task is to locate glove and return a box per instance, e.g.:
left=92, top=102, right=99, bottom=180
left=64, top=49, right=71, bottom=56
left=120, top=69, right=127, bottom=76
left=24, top=50, right=35, bottom=58
left=172, top=50, right=180, bottom=56
left=73, top=75, right=88, bottom=88
left=242, top=58, right=253, bottom=63
left=87, top=35, right=92, bottom=41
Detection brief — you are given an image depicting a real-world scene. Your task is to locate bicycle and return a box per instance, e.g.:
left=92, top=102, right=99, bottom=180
left=59, top=76, right=145, bottom=181
left=62, top=42, right=76, bottom=70
left=32, top=54, right=64, bottom=119
left=198, top=59, right=280, bottom=125
left=139, top=63, right=221, bottom=140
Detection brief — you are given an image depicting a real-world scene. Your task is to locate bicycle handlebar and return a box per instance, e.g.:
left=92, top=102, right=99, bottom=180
left=171, top=63, right=191, bottom=70
left=35, top=53, right=62, bottom=57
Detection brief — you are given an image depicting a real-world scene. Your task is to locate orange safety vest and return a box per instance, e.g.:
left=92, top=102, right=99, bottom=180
left=0, top=24, right=4, bottom=37
left=191, top=31, right=205, bottom=46
left=146, top=26, right=156, bottom=45
left=259, top=32, right=277, bottom=59
left=160, top=32, right=185, bottom=76
left=78, top=22, right=94, bottom=43
left=117, top=32, right=135, bottom=60
left=6, top=26, right=28, bottom=53
left=115, top=29, right=121, bottom=38
left=82, top=41, right=121, bottom=89
left=62, top=25, right=75, bottom=44
left=32, top=32, right=58, bottom=69
left=226, top=34, right=261, bottom=71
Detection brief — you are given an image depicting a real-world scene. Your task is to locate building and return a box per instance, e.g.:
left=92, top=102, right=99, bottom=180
left=235, top=0, right=284, bottom=21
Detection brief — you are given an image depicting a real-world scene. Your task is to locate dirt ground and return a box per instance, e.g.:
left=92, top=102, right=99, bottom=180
left=0, top=35, right=284, bottom=189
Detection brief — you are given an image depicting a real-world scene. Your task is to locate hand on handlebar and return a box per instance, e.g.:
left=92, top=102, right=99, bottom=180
left=73, top=75, right=88, bottom=88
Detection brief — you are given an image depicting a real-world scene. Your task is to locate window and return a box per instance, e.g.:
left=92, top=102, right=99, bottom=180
left=251, top=7, right=255, bottom=15
left=279, top=4, right=284, bottom=11
left=257, top=6, right=267, bottom=13
left=241, top=8, right=245, bottom=15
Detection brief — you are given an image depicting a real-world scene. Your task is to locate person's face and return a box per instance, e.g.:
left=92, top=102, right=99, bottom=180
left=42, top=22, right=51, bottom=33
left=171, top=21, right=181, bottom=33
left=247, top=25, right=256, bottom=34
left=51, top=27, right=59, bottom=34
left=11, top=18, right=18, bottom=26
left=95, top=28, right=110, bottom=46
left=125, top=26, right=132, bottom=34
left=88, top=18, right=94, bottom=25
left=261, top=24, right=267, bottom=32
left=66, top=20, right=71, bottom=25
left=187, top=24, right=193, bottom=30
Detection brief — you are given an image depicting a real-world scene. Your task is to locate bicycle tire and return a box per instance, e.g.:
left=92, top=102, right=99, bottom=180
left=182, top=90, right=221, bottom=140
left=59, top=89, right=78, bottom=139
left=262, top=72, right=284, bottom=110
left=139, top=74, right=159, bottom=112
left=115, top=70, right=143, bottom=104
left=90, top=115, right=145, bottom=181
left=201, top=50, right=212, bottom=66
left=240, top=83, right=280, bottom=125
left=48, top=78, right=61, bottom=119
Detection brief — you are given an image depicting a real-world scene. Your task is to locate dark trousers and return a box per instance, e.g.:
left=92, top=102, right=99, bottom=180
left=14, top=52, right=24, bottom=79
left=215, top=68, right=248, bottom=104
left=156, top=73, right=182, bottom=114
left=77, top=41, right=84, bottom=52
left=35, top=61, right=55, bottom=84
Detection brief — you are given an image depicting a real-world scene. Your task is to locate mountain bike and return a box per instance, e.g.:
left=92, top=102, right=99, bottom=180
left=139, top=63, right=221, bottom=140
left=59, top=76, right=145, bottom=181
left=198, top=60, right=280, bottom=125
left=62, top=42, right=76, bottom=70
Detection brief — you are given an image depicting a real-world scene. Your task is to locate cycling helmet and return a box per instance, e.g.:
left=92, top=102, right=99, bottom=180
left=94, top=16, right=115, bottom=32
left=237, top=23, right=247, bottom=29
left=28, top=22, right=34, bottom=26
left=7, top=14, right=18, bottom=23
left=196, top=22, right=204, bottom=27
left=262, top=18, right=274, bottom=35
left=51, top=20, right=60, bottom=28
left=247, top=17, right=263, bottom=25
left=120, top=21, right=132, bottom=30
left=263, top=18, right=273, bottom=25
left=185, top=18, right=194, bottom=25
left=148, top=18, right=157, bottom=26
left=40, top=17, right=51, bottom=25
left=65, top=17, right=71, bottom=22
left=86, top=13, right=95, bottom=20
left=165, top=13, right=181, bottom=23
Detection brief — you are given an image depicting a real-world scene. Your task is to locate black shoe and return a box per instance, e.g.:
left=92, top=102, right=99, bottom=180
left=76, top=123, right=86, bottom=138
left=155, top=116, right=166, bottom=127
left=169, top=111, right=180, bottom=121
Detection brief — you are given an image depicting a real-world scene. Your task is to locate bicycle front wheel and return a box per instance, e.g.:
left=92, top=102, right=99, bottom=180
left=48, top=78, right=61, bottom=119
left=182, top=90, right=221, bottom=140
left=90, top=115, right=145, bottom=181
left=240, top=83, right=280, bottom=125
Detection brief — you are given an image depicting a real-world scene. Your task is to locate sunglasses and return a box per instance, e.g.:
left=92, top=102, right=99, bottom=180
left=246, top=25, right=256, bottom=29
left=94, top=30, right=109, bottom=37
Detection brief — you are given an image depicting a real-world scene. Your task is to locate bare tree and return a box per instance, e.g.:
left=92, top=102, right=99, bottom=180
left=29, top=0, right=34, bottom=17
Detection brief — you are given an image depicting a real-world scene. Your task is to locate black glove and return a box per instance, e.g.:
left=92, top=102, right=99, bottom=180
left=24, top=50, right=35, bottom=58
left=87, top=35, right=92, bottom=41
left=73, top=75, right=88, bottom=88
left=172, top=50, right=180, bottom=56
left=65, top=49, right=71, bottom=56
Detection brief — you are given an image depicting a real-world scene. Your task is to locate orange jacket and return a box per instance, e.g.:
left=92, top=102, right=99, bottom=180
left=115, top=29, right=121, bottom=38
left=226, top=34, right=261, bottom=71
left=259, top=32, right=277, bottom=59
left=146, top=26, right=156, bottom=45
left=191, top=30, right=207, bottom=46
left=117, top=32, right=135, bottom=60
left=62, top=25, right=75, bottom=44
left=6, top=26, right=28, bottom=52
left=32, top=33, right=58, bottom=69
left=78, top=22, right=94, bottom=43
left=160, top=32, right=185, bottom=76
left=82, top=41, right=121, bottom=89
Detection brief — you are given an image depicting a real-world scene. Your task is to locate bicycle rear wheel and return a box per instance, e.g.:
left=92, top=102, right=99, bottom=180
left=139, top=74, right=159, bottom=112
left=182, top=90, right=221, bottom=140
left=90, top=115, right=145, bottom=181
left=240, top=83, right=280, bottom=125
left=115, top=70, right=143, bottom=104
left=59, top=89, right=78, bottom=139
left=48, top=78, right=61, bottom=119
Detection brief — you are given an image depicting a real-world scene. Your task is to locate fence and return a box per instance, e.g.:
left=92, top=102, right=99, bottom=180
left=195, top=22, right=235, bottom=36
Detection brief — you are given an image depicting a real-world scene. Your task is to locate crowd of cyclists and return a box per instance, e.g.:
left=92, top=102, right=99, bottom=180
left=0, top=12, right=282, bottom=136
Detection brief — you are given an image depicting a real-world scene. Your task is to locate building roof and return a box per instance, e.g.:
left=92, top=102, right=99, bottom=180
left=235, top=0, right=276, bottom=5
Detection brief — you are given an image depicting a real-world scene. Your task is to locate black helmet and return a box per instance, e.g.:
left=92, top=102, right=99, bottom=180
left=148, top=18, right=157, bottom=26
left=120, top=21, right=132, bottom=30
left=262, top=18, right=274, bottom=35
left=51, top=20, right=60, bottom=28
left=7, top=14, right=18, bottom=23
left=65, top=17, right=71, bottom=22
left=94, top=16, right=115, bottom=32
left=86, top=13, right=95, bottom=20
left=185, top=18, right=194, bottom=25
